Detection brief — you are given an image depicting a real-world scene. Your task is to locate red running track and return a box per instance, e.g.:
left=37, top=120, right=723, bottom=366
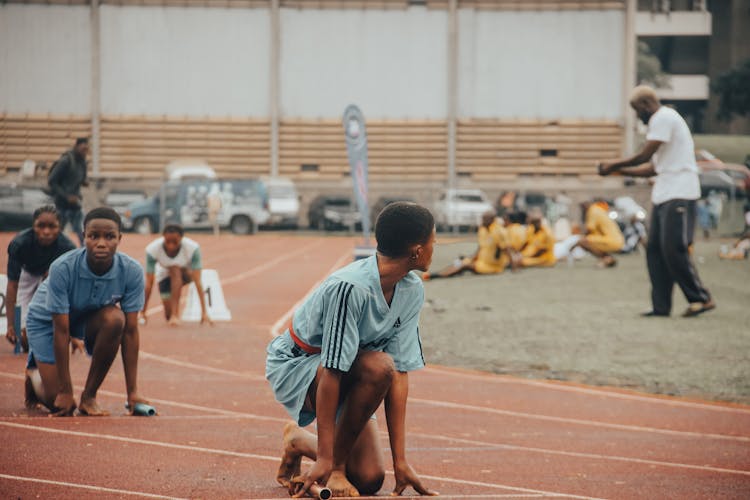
left=0, top=232, right=748, bottom=499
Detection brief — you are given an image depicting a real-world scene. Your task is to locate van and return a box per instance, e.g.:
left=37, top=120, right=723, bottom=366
left=122, top=178, right=269, bottom=235
left=260, top=176, right=300, bottom=228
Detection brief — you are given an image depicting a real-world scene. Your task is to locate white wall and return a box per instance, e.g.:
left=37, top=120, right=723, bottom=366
left=280, top=8, right=448, bottom=120
left=0, top=5, right=91, bottom=114
left=100, top=6, right=270, bottom=116
left=458, top=9, right=625, bottom=120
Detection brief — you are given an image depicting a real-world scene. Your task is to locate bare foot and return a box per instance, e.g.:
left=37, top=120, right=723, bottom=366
left=326, top=470, right=360, bottom=497
left=167, top=316, right=180, bottom=327
left=78, top=397, right=110, bottom=416
left=277, top=421, right=303, bottom=488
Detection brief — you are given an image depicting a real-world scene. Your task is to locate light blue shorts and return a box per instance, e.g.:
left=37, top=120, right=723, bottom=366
left=266, top=331, right=321, bottom=427
left=26, top=317, right=91, bottom=369
left=265, top=331, right=378, bottom=427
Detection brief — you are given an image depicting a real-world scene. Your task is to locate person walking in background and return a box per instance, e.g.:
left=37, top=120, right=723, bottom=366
left=47, top=137, right=89, bottom=245
left=598, top=85, right=714, bottom=318
left=5, top=206, right=76, bottom=358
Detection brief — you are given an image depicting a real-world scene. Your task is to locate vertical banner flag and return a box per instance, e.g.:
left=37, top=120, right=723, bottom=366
left=343, top=105, right=371, bottom=243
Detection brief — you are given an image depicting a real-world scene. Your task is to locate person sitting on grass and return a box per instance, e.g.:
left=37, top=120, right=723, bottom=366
left=718, top=230, right=750, bottom=260
left=140, top=224, right=212, bottom=327
left=5, top=206, right=76, bottom=355
left=573, top=200, right=624, bottom=268
left=266, top=202, right=438, bottom=498
left=520, top=211, right=556, bottom=268
left=24, top=207, right=148, bottom=416
left=422, top=210, right=513, bottom=280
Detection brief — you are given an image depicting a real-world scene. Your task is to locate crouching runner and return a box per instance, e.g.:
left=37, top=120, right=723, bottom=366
left=24, top=207, right=148, bottom=416
left=266, top=202, right=438, bottom=498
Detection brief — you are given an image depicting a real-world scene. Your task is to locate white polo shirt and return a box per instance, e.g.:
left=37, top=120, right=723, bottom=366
left=647, top=106, right=701, bottom=205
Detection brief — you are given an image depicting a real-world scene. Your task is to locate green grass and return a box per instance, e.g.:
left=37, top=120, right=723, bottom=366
left=420, top=238, right=750, bottom=404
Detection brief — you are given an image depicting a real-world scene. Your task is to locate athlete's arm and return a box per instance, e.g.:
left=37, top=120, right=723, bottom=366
left=385, top=371, right=437, bottom=496
left=4, top=280, right=19, bottom=345
left=121, top=311, right=143, bottom=410
left=191, top=268, right=212, bottom=325
left=52, top=313, right=76, bottom=416
left=295, top=367, right=342, bottom=497
left=598, top=140, right=662, bottom=177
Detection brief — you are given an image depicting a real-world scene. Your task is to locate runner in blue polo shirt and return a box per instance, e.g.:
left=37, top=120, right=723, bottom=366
left=24, top=207, right=148, bottom=416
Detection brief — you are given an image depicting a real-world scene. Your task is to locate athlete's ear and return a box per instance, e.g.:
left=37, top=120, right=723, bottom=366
left=410, top=244, right=422, bottom=260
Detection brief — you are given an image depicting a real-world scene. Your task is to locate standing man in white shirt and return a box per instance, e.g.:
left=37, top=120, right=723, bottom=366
left=141, top=224, right=212, bottom=326
left=598, top=85, right=715, bottom=318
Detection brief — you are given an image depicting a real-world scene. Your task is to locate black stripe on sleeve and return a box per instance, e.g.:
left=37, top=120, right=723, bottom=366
left=333, top=284, right=354, bottom=369
left=326, top=282, right=345, bottom=367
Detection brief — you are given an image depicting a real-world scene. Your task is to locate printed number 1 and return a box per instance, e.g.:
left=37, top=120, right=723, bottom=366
left=204, top=287, right=212, bottom=308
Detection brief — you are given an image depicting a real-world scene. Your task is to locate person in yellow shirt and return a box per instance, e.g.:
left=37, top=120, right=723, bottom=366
left=520, top=212, right=556, bottom=267
left=575, top=201, right=625, bottom=267
left=423, top=211, right=511, bottom=279
left=503, top=212, right=528, bottom=252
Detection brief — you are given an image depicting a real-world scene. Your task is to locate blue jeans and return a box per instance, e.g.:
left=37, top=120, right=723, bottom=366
left=56, top=204, right=84, bottom=245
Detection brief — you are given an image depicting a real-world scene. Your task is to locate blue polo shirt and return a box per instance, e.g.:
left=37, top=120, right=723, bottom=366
left=26, top=248, right=145, bottom=331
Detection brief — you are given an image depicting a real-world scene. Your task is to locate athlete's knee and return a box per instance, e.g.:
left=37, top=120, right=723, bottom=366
left=354, top=351, right=395, bottom=387
left=99, top=306, right=126, bottom=333
left=349, top=467, right=385, bottom=496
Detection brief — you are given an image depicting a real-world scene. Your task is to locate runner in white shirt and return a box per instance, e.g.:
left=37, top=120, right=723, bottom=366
left=141, top=224, right=212, bottom=326
left=597, top=85, right=714, bottom=318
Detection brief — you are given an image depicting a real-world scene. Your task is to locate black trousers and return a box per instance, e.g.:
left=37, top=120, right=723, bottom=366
left=646, top=199, right=711, bottom=314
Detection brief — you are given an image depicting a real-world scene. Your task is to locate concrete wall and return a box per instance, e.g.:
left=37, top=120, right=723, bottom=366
left=280, top=8, right=448, bottom=119
left=458, top=9, right=625, bottom=119
left=100, top=6, right=270, bottom=116
left=0, top=4, right=91, bottom=114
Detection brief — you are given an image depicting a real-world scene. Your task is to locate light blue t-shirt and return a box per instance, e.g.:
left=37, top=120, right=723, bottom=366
left=26, top=248, right=145, bottom=329
left=291, top=255, right=425, bottom=373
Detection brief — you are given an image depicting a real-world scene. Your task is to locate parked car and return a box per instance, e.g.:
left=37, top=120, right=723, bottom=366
left=0, top=185, right=53, bottom=231
left=164, top=159, right=217, bottom=181
left=122, top=178, right=269, bottom=235
left=434, top=188, right=494, bottom=231
left=260, top=176, right=300, bottom=228
left=696, top=149, right=750, bottom=195
left=307, top=195, right=361, bottom=231
left=104, top=189, right=147, bottom=220
left=369, top=195, right=415, bottom=226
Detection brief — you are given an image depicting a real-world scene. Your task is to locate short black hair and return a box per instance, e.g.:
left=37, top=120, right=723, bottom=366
left=375, top=202, right=434, bottom=258
left=84, top=207, right=122, bottom=231
left=163, top=223, right=184, bottom=236
left=75, top=137, right=89, bottom=146
left=32, top=205, right=61, bottom=224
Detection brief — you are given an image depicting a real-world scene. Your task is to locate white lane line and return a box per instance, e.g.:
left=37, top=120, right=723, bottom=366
left=269, top=249, right=353, bottom=337
left=409, top=397, right=750, bottom=443
left=138, top=351, right=267, bottom=381
left=0, top=422, right=600, bottom=499
left=4, top=367, right=746, bottom=478
left=408, top=432, right=750, bottom=477
left=422, top=366, right=750, bottom=415
left=145, top=239, right=327, bottom=315
left=0, top=473, right=186, bottom=499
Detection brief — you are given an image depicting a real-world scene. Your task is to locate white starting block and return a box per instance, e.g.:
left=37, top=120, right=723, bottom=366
left=181, top=269, right=232, bottom=322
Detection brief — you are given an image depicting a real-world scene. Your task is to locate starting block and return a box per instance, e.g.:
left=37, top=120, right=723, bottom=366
left=181, top=269, right=231, bottom=322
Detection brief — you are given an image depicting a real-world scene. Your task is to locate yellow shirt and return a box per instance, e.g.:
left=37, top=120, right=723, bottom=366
left=475, top=221, right=509, bottom=273
left=507, top=223, right=528, bottom=252
left=521, top=225, right=555, bottom=259
left=586, top=204, right=621, bottom=240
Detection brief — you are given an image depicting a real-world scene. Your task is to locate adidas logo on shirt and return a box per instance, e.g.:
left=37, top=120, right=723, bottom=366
left=393, top=317, right=401, bottom=328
